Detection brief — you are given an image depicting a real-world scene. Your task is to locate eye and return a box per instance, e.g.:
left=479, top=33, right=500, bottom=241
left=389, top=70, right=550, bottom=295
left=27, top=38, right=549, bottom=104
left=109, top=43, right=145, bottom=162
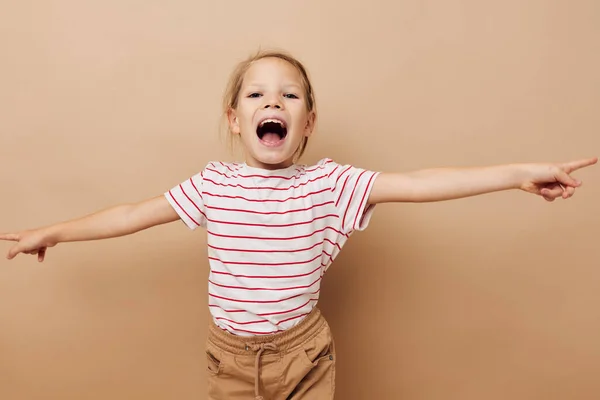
left=284, top=93, right=299, bottom=99
left=248, top=92, right=262, bottom=98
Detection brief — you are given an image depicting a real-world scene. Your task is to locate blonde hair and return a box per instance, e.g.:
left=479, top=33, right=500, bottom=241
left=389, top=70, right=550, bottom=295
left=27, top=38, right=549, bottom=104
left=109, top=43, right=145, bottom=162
left=222, top=49, right=317, bottom=161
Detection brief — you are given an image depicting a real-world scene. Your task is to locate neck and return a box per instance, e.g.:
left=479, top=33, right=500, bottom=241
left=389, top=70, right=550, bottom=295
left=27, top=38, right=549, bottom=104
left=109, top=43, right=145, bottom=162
left=244, top=157, right=295, bottom=171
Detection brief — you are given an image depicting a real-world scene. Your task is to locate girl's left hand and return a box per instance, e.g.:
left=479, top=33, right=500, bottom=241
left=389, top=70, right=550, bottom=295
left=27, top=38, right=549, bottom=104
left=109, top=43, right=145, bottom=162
left=520, top=157, right=597, bottom=201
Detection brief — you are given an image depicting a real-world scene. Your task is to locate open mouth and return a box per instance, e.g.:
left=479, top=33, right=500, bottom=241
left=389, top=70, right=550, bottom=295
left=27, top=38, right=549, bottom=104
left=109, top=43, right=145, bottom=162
left=257, top=119, right=287, bottom=145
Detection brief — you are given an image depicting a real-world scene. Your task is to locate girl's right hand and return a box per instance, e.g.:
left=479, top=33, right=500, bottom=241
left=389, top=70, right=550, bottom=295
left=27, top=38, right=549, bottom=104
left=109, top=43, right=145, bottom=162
left=0, top=229, right=57, bottom=262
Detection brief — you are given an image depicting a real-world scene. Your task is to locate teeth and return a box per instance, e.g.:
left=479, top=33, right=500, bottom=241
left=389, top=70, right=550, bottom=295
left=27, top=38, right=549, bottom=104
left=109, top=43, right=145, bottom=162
left=260, top=119, right=284, bottom=127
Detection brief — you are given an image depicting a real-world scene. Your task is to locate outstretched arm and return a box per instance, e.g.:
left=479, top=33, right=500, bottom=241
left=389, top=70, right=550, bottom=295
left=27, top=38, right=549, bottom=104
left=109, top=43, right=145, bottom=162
left=367, top=157, right=598, bottom=204
left=0, top=195, right=180, bottom=262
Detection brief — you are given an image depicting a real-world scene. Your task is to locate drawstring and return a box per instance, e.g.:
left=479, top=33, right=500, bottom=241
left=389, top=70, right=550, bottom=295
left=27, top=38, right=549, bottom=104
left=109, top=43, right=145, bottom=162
left=250, top=342, right=278, bottom=400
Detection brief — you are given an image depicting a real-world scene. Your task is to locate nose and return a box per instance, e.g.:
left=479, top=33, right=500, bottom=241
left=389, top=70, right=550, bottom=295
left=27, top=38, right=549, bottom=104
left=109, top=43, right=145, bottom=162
left=262, top=96, right=283, bottom=110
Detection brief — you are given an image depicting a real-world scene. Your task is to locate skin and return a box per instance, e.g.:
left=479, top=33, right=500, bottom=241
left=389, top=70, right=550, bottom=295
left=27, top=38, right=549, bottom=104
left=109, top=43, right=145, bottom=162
left=368, top=158, right=598, bottom=204
left=0, top=57, right=597, bottom=262
left=227, top=57, right=316, bottom=170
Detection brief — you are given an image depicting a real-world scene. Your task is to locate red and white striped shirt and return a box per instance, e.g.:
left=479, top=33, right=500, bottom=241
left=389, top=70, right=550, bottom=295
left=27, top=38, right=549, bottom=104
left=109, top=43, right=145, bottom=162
left=164, top=158, right=380, bottom=336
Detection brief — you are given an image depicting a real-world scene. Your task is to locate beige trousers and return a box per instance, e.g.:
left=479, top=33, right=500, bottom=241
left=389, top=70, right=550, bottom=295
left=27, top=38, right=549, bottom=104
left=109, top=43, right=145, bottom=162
left=205, top=307, right=336, bottom=399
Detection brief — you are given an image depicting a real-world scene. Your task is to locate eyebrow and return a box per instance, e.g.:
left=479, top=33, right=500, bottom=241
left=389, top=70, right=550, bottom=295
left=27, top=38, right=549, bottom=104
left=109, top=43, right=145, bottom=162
left=244, top=82, right=303, bottom=90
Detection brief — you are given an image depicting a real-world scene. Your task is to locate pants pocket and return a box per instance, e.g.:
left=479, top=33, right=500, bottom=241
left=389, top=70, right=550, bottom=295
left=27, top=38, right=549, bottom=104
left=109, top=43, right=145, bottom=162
left=300, top=326, right=336, bottom=369
left=286, top=327, right=336, bottom=399
left=206, top=342, right=224, bottom=376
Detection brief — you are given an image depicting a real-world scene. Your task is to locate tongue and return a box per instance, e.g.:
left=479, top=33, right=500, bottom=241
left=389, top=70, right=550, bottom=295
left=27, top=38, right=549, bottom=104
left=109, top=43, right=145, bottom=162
left=261, top=133, right=282, bottom=144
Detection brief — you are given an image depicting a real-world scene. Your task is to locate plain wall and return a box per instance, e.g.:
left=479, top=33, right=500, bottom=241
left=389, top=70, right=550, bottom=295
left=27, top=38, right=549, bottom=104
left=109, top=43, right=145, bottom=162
left=1, top=1, right=599, bottom=399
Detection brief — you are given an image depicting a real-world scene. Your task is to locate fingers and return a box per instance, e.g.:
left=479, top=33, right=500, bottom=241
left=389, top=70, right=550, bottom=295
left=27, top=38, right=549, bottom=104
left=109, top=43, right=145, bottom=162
left=541, top=185, right=561, bottom=201
left=7, top=244, right=25, bottom=259
left=0, top=233, right=20, bottom=241
left=7, top=246, right=48, bottom=260
left=7, top=244, right=31, bottom=259
left=541, top=181, right=577, bottom=201
left=555, top=169, right=581, bottom=188
left=546, top=157, right=595, bottom=201
left=563, top=157, right=598, bottom=173
left=38, top=247, right=46, bottom=262
left=2, top=231, right=50, bottom=261
left=542, top=192, right=555, bottom=202
left=562, top=185, right=576, bottom=199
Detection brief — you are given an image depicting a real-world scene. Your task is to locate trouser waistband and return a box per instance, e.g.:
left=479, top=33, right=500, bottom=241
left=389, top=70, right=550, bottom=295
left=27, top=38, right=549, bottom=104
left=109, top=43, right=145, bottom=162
left=207, top=307, right=326, bottom=354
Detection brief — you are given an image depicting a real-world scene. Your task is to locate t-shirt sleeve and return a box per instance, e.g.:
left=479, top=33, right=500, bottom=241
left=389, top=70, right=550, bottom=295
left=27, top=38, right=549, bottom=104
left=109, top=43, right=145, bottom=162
left=164, top=170, right=207, bottom=230
left=324, top=159, right=380, bottom=234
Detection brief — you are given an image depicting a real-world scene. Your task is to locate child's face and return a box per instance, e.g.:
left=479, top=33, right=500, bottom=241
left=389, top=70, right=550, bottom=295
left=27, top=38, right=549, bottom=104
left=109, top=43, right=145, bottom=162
left=228, top=57, right=315, bottom=169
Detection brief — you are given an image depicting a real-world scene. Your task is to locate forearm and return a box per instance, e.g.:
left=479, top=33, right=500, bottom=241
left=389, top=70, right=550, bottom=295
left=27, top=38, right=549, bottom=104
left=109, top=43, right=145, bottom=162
left=43, top=204, right=137, bottom=243
left=42, top=195, right=179, bottom=244
left=369, top=164, right=526, bottom=203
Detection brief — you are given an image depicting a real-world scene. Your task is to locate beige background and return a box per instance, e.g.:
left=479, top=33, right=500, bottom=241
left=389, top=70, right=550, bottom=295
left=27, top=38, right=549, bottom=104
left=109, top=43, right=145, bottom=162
left=1, top=1, right=599, bottom=399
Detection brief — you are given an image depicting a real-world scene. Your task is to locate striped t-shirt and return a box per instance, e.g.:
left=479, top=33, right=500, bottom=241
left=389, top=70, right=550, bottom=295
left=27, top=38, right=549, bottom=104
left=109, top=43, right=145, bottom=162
left=165, top=158, right=380, bottom=336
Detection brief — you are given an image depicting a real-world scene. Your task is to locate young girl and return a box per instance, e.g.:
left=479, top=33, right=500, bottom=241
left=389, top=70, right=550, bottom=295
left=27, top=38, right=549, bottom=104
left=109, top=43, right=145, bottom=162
left=1, top=50, right=597, bottom=400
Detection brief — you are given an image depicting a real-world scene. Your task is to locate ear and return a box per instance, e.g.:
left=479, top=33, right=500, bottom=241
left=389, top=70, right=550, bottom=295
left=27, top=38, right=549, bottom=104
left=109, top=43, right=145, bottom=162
left=303, top=111, right=316, bottom=137
left=227, top=107, right=240, bottom=135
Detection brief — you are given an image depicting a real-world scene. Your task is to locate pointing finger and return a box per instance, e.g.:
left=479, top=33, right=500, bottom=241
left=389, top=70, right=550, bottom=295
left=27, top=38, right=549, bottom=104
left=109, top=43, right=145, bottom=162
left=563, top=157, right=598, bottom=173
left=0, top=233, right=20, bottom=241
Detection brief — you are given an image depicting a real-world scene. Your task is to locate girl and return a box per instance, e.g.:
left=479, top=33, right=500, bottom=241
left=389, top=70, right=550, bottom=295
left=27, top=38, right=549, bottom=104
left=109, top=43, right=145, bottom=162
left=1, top=50, right=597, bottom=400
